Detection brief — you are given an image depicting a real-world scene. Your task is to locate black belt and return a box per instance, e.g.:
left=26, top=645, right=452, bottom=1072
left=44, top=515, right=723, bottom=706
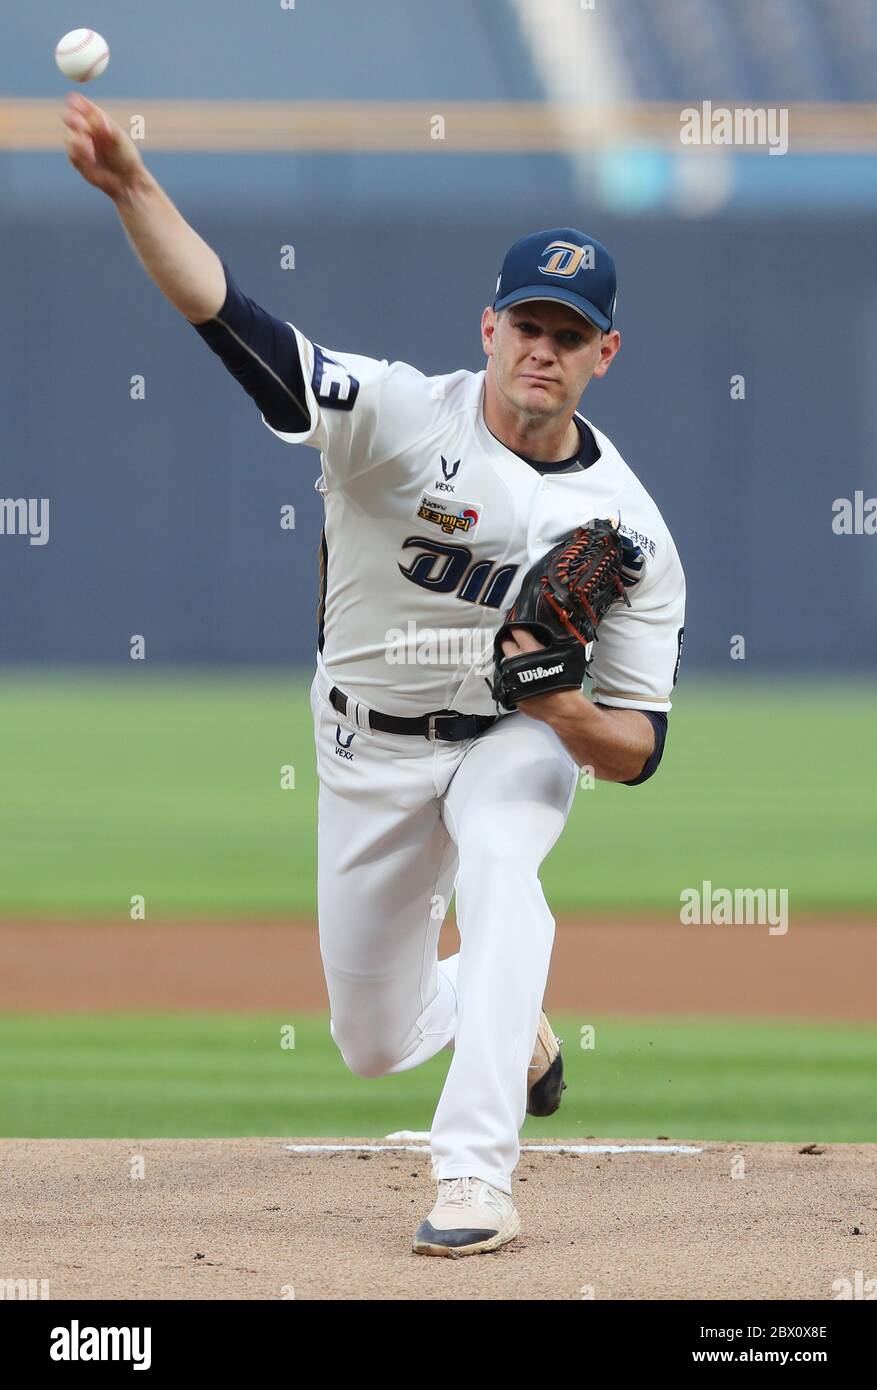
left=329, top=686, right=497, bottom=742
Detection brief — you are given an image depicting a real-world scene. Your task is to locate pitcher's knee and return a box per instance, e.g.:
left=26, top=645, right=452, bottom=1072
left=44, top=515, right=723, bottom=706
left=458, top=842, right=541, bottom=885
left=330, top=1022, right=400, bottom=1078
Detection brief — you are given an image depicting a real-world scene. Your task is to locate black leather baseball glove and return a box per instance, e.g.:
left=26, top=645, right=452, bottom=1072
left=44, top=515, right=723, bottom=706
left=490, top=518, right=633, bottom=711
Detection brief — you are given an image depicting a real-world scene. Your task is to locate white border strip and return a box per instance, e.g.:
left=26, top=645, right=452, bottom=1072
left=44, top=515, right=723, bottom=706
left=283, top=1143, right=703, bottom=1155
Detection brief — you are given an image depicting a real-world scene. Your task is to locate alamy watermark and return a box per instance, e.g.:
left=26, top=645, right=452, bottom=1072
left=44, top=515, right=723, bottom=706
left=832, top=1270, right=877, bottom=1299
left=832, top=492, right=877, bottom=535
left=50, top=1322, right=151, bottom=1369
left=384, top=621, right=493, bottom=667
left=680, top=881, right=788, bottom=935
left=0, top=497, right=50, bottom=546
left=0, top=1277, right=50, bottom=1299
left=680, top=102, right=788, bottom=156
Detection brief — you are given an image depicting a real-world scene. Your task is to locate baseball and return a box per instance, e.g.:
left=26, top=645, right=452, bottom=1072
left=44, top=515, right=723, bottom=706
left=54, top=29, right=110, bottom=83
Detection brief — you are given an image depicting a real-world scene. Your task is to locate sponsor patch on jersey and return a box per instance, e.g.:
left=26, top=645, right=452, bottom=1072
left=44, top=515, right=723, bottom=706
left=618, top=534, right=646, bottom=587
left=414, top=491, right=482, bottom=537
left=619, top=522, right=656, bottom=559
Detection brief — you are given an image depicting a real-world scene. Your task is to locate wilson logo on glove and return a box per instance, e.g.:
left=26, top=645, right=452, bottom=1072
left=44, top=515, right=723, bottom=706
left=490, top=519, right=632, bottom=712
left=519, top=663, right=565, bottom=683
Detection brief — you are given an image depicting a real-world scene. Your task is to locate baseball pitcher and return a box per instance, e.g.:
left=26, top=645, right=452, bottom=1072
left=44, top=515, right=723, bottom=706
left=64, top=94, right=686, bottom=1258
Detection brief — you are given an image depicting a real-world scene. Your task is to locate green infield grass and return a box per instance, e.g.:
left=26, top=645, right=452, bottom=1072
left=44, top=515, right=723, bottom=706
left=0, top=672, right=874, bottom=915
left=0, top=1013, right=874, bottom=1142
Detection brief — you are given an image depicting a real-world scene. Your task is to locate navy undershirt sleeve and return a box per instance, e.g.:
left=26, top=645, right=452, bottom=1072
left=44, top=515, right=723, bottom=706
left=595, top=705, right=668, bottom=785
left=191, top=260, right=312, bottom=433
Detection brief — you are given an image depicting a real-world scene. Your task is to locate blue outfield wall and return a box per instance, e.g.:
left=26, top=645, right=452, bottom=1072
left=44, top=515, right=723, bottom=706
left=1, top=204, right=876, bottom=673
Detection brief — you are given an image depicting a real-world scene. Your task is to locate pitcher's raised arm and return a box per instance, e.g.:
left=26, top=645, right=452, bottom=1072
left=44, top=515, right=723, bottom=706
left=62, top=93, right=225, bottom=324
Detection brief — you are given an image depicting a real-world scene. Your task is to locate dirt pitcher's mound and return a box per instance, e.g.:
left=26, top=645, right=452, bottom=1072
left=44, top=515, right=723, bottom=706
left=2, top=1138, right=874, bottom=1300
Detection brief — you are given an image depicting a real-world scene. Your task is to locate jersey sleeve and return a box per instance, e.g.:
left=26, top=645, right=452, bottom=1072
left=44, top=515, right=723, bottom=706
left=192, top=260, right=426, bottom=489
left=260, top=327, right=428, bottom=489
left=588, top=536, right=686, bottom=713
left=191, top=260, right=311, bottom=433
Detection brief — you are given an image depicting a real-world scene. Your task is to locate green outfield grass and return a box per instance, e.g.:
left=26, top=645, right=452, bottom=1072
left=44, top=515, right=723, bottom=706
left=1, top=1013, right=874, bottom=1142
left=0, top=672, right=874, bottom=915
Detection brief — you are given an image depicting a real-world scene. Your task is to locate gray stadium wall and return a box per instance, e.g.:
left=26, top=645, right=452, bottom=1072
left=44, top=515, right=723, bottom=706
left=2, top=206, right=876, bottom=673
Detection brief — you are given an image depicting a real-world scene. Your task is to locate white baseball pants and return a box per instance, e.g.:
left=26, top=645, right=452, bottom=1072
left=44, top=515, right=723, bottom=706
left=309, top=666, right=578, bottom=1193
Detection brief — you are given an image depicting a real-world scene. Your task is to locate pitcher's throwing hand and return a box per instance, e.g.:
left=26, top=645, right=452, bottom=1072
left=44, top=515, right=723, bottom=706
left=62, top=94, right=144, bottom=200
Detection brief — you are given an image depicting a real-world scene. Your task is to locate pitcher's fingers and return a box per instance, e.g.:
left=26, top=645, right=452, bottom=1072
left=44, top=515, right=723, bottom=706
left=81, top=103, right=108, bottom=135
left=508, top=627, right=544, bottom=652
left=65, top=93, right=94, bottom=121
left=67, top=91, right=97, bottom=113
left=66, top=93, right=110, bottom=137
left=63, top=97, right=107, bottom=142
left=64, top=129, right=95, bottom=165
left=61, top=108, right=89, bottom=132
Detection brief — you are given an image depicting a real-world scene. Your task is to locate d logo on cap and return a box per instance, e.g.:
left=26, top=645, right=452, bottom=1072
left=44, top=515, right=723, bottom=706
left=494, top=227, right=617, bottom=332
left=538, top=240, right=596, bottom=278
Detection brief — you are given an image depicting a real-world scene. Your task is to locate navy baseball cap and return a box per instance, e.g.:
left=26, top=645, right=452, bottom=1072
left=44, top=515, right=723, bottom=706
left=493, top=228, right=617, bottom=332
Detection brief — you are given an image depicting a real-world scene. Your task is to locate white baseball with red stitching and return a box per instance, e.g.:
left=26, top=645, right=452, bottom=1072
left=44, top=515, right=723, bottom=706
left=54, top=29, right=110, bottom=83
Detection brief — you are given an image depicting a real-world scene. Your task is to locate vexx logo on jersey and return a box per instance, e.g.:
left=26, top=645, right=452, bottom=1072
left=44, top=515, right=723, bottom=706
left=434, top=455, right=461, bottom=492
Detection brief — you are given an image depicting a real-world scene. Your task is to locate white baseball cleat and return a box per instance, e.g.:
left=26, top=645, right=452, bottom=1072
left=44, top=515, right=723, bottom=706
left=527, top=1009, right=566, bottom=1117
left=413, top=1177, right=521, bottom=1257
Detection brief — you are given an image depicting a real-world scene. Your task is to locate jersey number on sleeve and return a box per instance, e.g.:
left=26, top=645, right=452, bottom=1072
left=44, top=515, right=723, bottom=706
left=312, top=345, right=360, bottom=411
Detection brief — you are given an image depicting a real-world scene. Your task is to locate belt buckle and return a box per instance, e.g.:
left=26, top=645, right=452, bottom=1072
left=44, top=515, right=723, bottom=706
left=426, top=711, right=458, bottom=742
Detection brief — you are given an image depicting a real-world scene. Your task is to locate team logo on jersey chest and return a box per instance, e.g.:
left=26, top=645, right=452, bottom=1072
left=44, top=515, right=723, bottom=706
left=414, top=491, right=482, bottom=537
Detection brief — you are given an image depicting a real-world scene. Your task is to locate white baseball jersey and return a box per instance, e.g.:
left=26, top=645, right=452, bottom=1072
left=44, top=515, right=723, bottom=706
left=263, top=331, right=686, bottom=719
